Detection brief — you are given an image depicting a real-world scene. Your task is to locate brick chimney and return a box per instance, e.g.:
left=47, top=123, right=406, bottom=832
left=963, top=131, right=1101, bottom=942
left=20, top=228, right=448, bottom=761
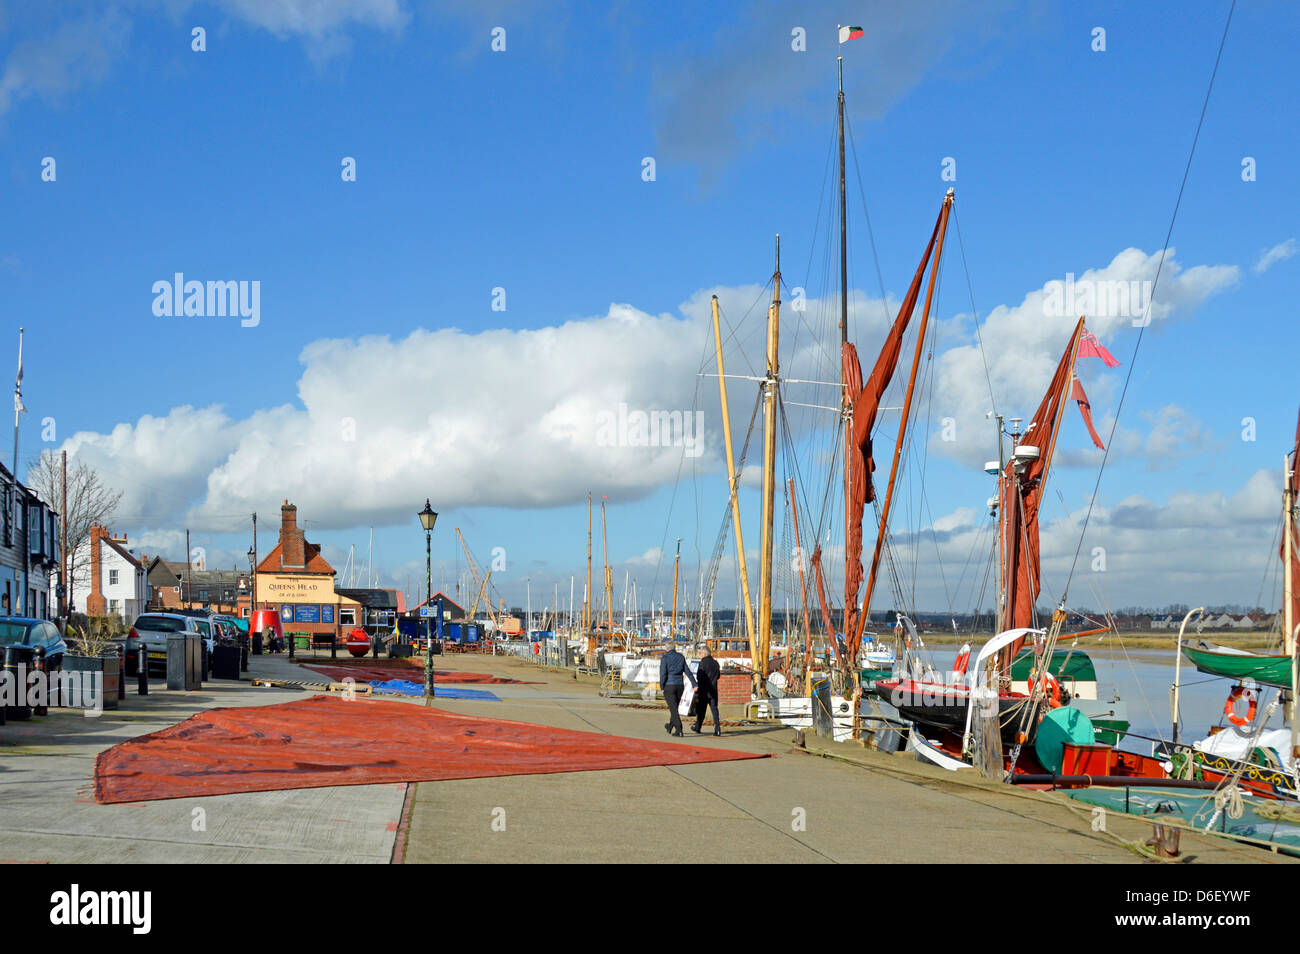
left=279, top=500, right=305, bottom=569
left=86, top=524, right=107, bottom=616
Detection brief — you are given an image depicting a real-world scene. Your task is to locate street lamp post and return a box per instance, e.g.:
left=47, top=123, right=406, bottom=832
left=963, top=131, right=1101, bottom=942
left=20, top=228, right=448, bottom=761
left=419, top=499, right=438, bottom=701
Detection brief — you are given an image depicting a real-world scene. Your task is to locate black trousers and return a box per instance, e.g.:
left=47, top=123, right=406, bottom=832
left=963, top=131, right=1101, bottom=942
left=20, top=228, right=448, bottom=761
left=693, top=689, right=720, bottom=731
left=664, top=685, right=684, bottom=733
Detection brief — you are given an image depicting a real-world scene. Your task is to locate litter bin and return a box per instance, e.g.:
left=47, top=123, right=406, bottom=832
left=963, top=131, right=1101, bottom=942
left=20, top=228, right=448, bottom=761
left=294, top=635, right=309, bottom=651
left=252, top=633, right=263, bottom=655
left=4, top=646, right=31, bottom=720
left=166, top=633, right=203, bottom=691
left=211, top=644, right=241, bottom=680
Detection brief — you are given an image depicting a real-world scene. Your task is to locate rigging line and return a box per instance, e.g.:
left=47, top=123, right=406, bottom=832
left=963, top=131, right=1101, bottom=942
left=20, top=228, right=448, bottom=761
left=800, top=114, right=840, bottom=291
left=951, top=207, right=999, bottom=418
left=779, top=276, right=839, bottom=374
left=1062, top=0, right=1236, bottom=600
left=1253, top=514, right=1283, bottom=616
left=844, top=113, right=892, bottom=328
left=653, top=312, right=721, bottom=609
left=706, top=280, right=775, bottom=380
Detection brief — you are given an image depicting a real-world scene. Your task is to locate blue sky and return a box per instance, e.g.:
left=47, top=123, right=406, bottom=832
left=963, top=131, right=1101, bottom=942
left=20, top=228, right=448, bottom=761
left=1, top=1, right=1296, bottom=618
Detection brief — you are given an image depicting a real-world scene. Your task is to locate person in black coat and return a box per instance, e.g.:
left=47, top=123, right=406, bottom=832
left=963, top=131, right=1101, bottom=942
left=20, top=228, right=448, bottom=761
left=691, top=646, right=722, bottom=736
left=659, top=642, right=696, bottom=737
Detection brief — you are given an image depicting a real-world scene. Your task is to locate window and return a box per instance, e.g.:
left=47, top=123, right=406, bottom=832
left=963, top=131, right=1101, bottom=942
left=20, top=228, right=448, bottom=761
left=109, top=569, right=120, bottom=586
left=340, top=609, right=356, bottom=626
left=109, top=599, right=120, bottom=616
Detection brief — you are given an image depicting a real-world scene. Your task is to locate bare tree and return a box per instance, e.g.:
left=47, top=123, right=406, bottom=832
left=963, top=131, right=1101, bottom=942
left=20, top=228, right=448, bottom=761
left=26, top=451, right=123, bottom=614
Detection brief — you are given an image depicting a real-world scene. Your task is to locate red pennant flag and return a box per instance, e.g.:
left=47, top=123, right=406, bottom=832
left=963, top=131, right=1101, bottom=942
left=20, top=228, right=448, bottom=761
left=1071, top=376, right=1105, bottom=450
left=1078, top=329, right=1120, bottom=367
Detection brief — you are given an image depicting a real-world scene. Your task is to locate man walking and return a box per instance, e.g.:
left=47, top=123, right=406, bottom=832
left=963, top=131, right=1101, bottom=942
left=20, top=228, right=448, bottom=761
left=690, top=646, right=722, bottom=736
left=659, top=642, right=696, bottom=737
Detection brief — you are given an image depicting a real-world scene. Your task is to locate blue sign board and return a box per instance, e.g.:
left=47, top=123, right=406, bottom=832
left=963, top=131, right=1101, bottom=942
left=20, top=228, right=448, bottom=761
left=321, top=604, right=334, bottom=624
left=295, top=604, right=320, bottom=624
left=280, top=604, right=293, bottom=622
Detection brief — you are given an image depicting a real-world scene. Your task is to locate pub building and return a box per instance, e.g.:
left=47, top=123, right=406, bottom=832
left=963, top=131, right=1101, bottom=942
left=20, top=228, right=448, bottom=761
left=247, top=501, right=361, bottom=643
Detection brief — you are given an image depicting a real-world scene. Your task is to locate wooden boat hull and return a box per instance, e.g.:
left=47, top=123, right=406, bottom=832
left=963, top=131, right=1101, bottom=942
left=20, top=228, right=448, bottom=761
left=1181, top=644, right=1293, bottom=689
left=873, top=679, right=1035, bottom=746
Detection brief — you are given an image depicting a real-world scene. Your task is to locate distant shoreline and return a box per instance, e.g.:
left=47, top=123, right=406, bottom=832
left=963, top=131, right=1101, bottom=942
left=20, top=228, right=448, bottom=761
left=912, top=631, right=1281, bottom=651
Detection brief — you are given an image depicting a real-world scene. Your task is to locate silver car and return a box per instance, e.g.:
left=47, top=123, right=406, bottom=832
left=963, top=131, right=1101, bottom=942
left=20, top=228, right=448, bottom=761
left=126, top=613, right=212, bottom=674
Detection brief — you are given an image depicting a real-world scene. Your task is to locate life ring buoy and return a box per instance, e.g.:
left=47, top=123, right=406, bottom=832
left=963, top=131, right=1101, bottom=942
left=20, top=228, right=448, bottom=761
left=1224, top=686, right=1257, bottom=727
left=953, top=645, right=971, bottom=676
left=1030, top=669, right=1061, bottom=708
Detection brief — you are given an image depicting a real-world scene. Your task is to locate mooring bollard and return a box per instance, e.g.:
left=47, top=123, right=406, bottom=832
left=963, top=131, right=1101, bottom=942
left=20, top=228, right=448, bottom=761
left=288, top=633, right=295, bottom=660
left=331, top=635, right=337, bottom=660
left=137, top=645, right=149, bottom=696
left=118, top=644, right=126, bottom=700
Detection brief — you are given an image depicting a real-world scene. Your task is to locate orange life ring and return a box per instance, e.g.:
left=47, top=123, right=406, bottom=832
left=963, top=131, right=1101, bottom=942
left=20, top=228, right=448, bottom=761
left=1031, top=670, right=1062, bottom=708
left=953, top=646, right=971, bottom=675
left=1224, top=686, right=1257, bottom=727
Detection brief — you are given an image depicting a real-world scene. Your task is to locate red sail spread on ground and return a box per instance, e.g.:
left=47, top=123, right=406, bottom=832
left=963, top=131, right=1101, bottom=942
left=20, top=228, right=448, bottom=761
left=93, top=695, right=769, bottom=804
left=301, top=663, right=536, bottom=685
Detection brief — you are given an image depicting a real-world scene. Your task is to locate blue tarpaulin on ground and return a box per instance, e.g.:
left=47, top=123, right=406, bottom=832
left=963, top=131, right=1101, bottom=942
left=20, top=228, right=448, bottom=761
left=368, top=679, right=499, bottom=701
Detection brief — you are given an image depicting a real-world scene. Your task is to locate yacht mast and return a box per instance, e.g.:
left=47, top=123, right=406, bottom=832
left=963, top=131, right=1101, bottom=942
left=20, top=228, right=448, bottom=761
left=757, top=237, right=781, bottom=683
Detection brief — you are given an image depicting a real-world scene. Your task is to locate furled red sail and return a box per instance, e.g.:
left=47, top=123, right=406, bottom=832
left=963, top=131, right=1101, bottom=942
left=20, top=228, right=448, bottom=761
left=841, top=205, right=946, bottom=646
left=1000, top=317, right=1086, bottom=660
left=1070, top=376, right=1106, bottom=450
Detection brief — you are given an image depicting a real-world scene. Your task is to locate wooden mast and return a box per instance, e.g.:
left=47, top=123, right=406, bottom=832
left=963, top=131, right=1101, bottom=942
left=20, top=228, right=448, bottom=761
left=838, top=56, right=853, bottom=649
left=670, top=538, right=682, bottom=640
left=602, top=497, right=614, bottom=642
left=711, top=295, right=757, bottom=651
left=584, top=492, right=592, bottom=650
left=757, top=236, right=781, bottom=683
left=853, top=189, right=954, bottom=650
left=1285, top=451, right=1296, bottom=741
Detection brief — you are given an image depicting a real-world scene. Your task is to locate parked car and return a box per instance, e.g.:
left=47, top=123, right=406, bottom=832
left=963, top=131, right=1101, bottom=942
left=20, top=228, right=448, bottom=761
left=126, top=613, right=213, bottom=674
left=211, top=614, right=246, bottom=642
left=0, top=617, right=67, bottom=673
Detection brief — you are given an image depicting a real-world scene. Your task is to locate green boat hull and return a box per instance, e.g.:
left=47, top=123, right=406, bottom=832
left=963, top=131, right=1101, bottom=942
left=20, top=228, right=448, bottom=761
left=1010, top=648, right=1096, bottom=684
left=1181, top=644, right=1293, bottom=689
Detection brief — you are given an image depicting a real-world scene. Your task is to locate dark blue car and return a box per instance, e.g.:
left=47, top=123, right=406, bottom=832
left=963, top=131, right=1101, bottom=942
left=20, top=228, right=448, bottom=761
left=0, top=617, right=68, bottom=672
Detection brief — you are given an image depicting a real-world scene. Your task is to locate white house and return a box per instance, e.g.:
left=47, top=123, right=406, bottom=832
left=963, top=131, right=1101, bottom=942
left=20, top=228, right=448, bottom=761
left=71, top=524, right=148, bottom=624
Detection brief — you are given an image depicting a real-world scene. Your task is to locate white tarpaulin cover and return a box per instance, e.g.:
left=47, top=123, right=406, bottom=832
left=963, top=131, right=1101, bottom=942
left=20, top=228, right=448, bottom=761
left=1194, top=725, right=1297, bottom=773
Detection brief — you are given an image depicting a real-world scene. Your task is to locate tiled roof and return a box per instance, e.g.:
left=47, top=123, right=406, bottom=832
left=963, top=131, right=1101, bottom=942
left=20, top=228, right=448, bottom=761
left=256, top=540, right=335, bottom=575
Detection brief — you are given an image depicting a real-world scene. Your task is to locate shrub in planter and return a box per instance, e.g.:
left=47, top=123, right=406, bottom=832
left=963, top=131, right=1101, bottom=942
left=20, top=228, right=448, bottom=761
left=63, top=624, right=124, bottom=711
